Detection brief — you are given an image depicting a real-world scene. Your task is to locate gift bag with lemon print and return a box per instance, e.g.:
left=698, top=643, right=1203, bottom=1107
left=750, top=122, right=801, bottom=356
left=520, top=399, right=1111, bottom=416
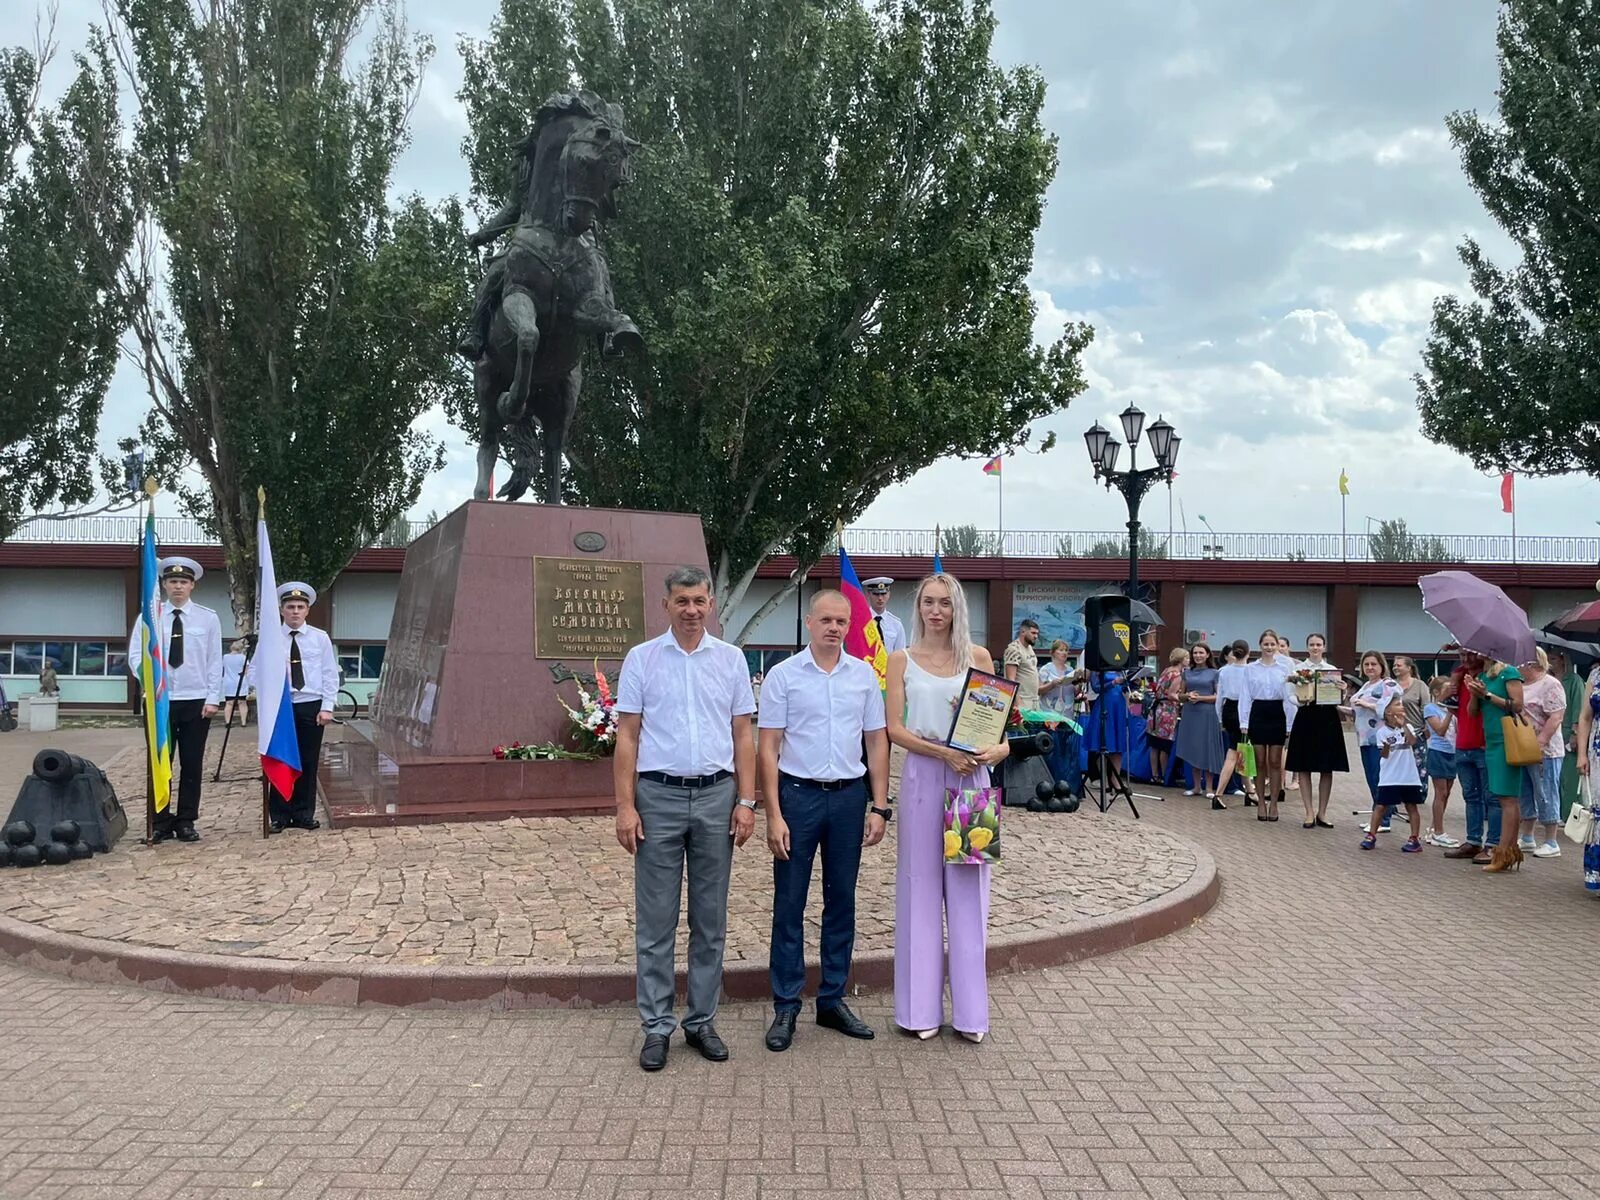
left=943, top=783, right=1001, bottom=866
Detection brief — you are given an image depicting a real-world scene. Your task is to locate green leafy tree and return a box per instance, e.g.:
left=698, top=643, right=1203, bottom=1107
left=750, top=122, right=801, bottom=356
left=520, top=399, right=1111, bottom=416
left=941, top=523, right=1000, bottom=557
left=0, top=20, right=134, bottom=542
left=1080, top=531, right=1168, bottom=560
left=458, top=0, right=1089, bottom=641
left=1415, top=0, right=1600, bottom=479
left=1367, top=519, right=1459, bottom=563
left=107, top=0, right=472, bottom=625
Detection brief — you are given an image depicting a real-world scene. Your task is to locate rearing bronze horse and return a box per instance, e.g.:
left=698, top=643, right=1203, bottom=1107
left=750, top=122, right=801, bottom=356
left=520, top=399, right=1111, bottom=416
left=463, top=91, right=644, bottom=504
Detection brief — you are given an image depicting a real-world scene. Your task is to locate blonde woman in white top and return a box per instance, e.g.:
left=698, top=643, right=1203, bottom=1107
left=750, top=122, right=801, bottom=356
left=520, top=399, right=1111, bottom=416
left=884, top=574, right=1009, bottom=1042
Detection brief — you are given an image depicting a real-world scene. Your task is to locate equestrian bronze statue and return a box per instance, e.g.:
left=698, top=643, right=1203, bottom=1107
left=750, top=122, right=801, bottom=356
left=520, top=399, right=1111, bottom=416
left=462, top=90, right=645, bottom=504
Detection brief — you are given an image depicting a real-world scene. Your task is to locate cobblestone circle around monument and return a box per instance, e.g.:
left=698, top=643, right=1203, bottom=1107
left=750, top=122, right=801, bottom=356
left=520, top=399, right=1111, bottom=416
left=0, top=732, right=1203, bottom=973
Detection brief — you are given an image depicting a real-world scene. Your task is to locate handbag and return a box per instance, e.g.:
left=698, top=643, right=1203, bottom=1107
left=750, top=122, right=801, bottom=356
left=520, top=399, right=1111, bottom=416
left=1237, top=742, right=1257, bottom=776
left=1500, top=712, right=1542, bottom=767
left=1565, top=772, right=1597, bottom=844
left=943, top=783, right=1001, bottom=865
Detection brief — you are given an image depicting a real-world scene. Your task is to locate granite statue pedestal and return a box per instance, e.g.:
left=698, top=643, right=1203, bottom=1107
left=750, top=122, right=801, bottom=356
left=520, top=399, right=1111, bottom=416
left=320, top=501, right=718, bottom=826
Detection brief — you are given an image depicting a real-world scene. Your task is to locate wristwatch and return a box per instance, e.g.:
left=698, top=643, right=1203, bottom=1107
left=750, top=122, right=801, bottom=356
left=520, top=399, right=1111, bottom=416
left=870, top=805, right=893, bottom=822
left=737, top=797, right=758, bottom=811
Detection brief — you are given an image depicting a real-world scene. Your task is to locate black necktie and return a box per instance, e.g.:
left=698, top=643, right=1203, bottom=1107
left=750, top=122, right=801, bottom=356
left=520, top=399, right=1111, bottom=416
left=874, top=615, right=884, bottom=641
left=290, top=630, right=304, bottom=690
left=168, top=609, right=185, bottom=669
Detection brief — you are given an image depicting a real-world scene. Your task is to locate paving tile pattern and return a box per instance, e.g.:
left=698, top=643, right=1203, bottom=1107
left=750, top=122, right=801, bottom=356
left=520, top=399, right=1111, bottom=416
left=0, top=732, right=1198, bottom=967
left=2, top=768, right=1597, bottom=1199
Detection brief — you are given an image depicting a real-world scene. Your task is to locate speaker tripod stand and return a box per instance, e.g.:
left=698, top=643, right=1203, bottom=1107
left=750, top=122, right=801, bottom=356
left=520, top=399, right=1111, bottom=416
left=212, top=633, right=258, bottom=782
left=1089, top=668, right=1162, bottom=819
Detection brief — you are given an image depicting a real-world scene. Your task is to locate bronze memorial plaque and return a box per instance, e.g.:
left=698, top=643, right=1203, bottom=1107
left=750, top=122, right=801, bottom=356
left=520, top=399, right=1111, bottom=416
left=533, top=557, right=648, bottom=659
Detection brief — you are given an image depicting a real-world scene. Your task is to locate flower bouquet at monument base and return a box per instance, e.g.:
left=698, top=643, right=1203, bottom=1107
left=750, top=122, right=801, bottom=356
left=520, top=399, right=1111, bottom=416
left=558, top=661, right=619, bottom=756
left=943, top=784, right=1002, bottom=866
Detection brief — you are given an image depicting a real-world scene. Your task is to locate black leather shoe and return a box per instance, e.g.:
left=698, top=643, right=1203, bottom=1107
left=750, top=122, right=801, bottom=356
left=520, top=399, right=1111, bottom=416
left=291, top=819, right=321, bottom=831
left=268, top=820, right=287, bottom=834
left=766, top=1011, right=797, bottom=1052
left=683, top=1024, right=729, bottom=1061
left=149, top=828, right=176, bottom=844
left=817, top=1003, right=875, bottom=1040
left=175, top=823, right=200, bottom=843
left=639, top=1034, right=669, bottom=1072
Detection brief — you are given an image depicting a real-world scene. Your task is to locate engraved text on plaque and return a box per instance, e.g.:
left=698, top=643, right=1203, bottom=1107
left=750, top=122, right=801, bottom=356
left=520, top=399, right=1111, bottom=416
left=533, top=557, right=647, bottom=659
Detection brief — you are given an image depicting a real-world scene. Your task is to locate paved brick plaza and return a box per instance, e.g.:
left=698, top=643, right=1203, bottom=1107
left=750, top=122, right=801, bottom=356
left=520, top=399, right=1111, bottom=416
left=1, top=732, right=1598, bottom=1197
left=0, top=733, right=1199, bottom=973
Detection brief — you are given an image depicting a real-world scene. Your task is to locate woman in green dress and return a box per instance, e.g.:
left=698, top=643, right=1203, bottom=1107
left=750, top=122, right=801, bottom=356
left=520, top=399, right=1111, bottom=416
left=1464, top=659, right=1526, bottom=873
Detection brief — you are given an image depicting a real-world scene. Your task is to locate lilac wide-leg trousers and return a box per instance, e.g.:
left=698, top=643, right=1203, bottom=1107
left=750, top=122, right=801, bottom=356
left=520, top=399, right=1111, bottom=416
left=894, top=753, right=991, bottom=1035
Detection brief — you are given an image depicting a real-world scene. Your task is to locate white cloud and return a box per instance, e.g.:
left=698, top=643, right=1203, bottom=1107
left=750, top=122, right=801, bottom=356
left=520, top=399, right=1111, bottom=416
left=1352, top=279, right=1456, bottom=327
left=1160, top=50, right=1214, bottom=80
left=1374, top=126, right=1453, bottom=165
left=1319, top=230, right=1406, bottom=253
left=1189, top=171, right=1278, bottom=193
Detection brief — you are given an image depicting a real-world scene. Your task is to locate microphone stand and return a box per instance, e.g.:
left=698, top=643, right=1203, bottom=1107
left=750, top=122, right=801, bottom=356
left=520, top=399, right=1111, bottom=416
left=212, top=632, right=259, bottom=782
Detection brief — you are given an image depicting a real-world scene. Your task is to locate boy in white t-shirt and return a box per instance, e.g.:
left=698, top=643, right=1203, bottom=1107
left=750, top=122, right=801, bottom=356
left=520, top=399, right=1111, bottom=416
left=1362, top=699, right=1425, bottom=853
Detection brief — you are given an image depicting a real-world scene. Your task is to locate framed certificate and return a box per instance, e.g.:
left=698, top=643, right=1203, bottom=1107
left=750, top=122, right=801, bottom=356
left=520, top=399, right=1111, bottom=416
left=944, top=668, right=1019, bottom=752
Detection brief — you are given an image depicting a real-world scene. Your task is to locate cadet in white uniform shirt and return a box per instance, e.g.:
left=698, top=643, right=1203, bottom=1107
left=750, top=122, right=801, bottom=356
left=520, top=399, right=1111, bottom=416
left=758, top=589, right=891, bottom=1052
left=613, top=566, right=757, bottom=1074
left=257, top=582, right=339, bottom=833
left=862, top=577, right=907, bottom=655
left=127, top=556, right=224, bottom=842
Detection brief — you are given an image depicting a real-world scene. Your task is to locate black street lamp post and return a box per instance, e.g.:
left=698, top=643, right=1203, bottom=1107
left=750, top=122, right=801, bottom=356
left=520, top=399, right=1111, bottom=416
left=1083, top=406, right=1180, bottom=597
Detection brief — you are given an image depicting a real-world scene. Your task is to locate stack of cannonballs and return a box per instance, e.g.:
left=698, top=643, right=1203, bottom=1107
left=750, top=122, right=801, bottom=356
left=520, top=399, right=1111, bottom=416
left=0, top=819, right=95, bottom=868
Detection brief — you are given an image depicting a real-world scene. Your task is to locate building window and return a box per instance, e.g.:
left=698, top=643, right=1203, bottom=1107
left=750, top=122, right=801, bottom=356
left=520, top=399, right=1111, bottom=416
left=76, top=642, right=107, bottom=675
left=337, top=643, right=386, bottom=681
left=11, top=642, right=44, bottom=675
left=743, top=648, right=794, bottom=678
left=1, top=639, right=129, bottom=677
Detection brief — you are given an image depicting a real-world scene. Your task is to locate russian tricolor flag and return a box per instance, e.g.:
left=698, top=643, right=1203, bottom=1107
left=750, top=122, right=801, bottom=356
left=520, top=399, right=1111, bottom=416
left=256, top=510, right=301, bottom=801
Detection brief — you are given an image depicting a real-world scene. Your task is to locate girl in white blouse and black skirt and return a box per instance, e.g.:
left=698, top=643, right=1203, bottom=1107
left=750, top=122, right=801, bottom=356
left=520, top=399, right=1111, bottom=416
left=1239, top=630, right=1294, bottom=822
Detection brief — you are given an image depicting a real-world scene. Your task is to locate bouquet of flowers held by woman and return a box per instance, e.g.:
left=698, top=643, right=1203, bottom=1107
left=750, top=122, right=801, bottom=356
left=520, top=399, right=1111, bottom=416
left=944, top=785, right=1002, bottom=866
left=559, top=660, right=619, bottom=755
left=1286, top=667, right=1317, bottom=704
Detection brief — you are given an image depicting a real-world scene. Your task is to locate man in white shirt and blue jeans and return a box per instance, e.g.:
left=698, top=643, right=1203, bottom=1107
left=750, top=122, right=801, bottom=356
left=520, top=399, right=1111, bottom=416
left=757, top=590, right=891, bottom=1051
left=614, top=566, right=757, bottom=1072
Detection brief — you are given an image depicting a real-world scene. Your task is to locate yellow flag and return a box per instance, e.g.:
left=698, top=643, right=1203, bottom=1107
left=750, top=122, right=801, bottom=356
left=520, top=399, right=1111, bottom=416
left=1338, top=468, right=1350, bottom=496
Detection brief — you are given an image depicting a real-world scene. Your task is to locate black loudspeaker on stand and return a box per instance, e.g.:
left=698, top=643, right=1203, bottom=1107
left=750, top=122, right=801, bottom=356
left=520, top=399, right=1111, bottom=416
left=1083, top=594, right=1132, bottom=672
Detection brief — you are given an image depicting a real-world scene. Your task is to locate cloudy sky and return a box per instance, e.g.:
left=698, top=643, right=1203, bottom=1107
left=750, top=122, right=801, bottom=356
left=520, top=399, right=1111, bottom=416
left=11, top=0, right=1595, bottom=539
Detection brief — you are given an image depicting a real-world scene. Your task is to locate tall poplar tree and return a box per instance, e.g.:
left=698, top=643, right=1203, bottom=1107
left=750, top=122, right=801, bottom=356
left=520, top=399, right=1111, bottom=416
left=0, top=23, right=133, bottom=542
left=459, top=0, right=1089, bottom=640
left=107, top=0, right=472, bottom=624
left=1416, top=0, right=1600, bottom=481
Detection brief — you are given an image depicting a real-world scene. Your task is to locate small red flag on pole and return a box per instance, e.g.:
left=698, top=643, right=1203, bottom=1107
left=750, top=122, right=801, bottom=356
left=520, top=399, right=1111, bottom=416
left=1500, top=472, right=1514, bottom=514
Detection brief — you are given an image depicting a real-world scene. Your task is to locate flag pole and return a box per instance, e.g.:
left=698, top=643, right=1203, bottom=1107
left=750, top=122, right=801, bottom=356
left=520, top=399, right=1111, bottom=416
left=998, top=465, right=1005, bottom=557
left=142, top=485, right=157, bottom=846
left=257, top=486, right=272, bottom=840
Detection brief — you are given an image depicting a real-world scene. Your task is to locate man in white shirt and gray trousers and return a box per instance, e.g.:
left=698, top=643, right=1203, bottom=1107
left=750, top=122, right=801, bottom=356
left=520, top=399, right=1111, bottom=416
left=614, top=566, right=758, bottom=1073
left=758, top=590, right=890, bottom=1051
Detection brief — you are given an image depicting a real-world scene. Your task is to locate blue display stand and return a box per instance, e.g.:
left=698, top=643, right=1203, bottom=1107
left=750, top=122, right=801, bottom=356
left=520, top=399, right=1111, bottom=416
left=1079, top=712, right=1243, bottom=795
